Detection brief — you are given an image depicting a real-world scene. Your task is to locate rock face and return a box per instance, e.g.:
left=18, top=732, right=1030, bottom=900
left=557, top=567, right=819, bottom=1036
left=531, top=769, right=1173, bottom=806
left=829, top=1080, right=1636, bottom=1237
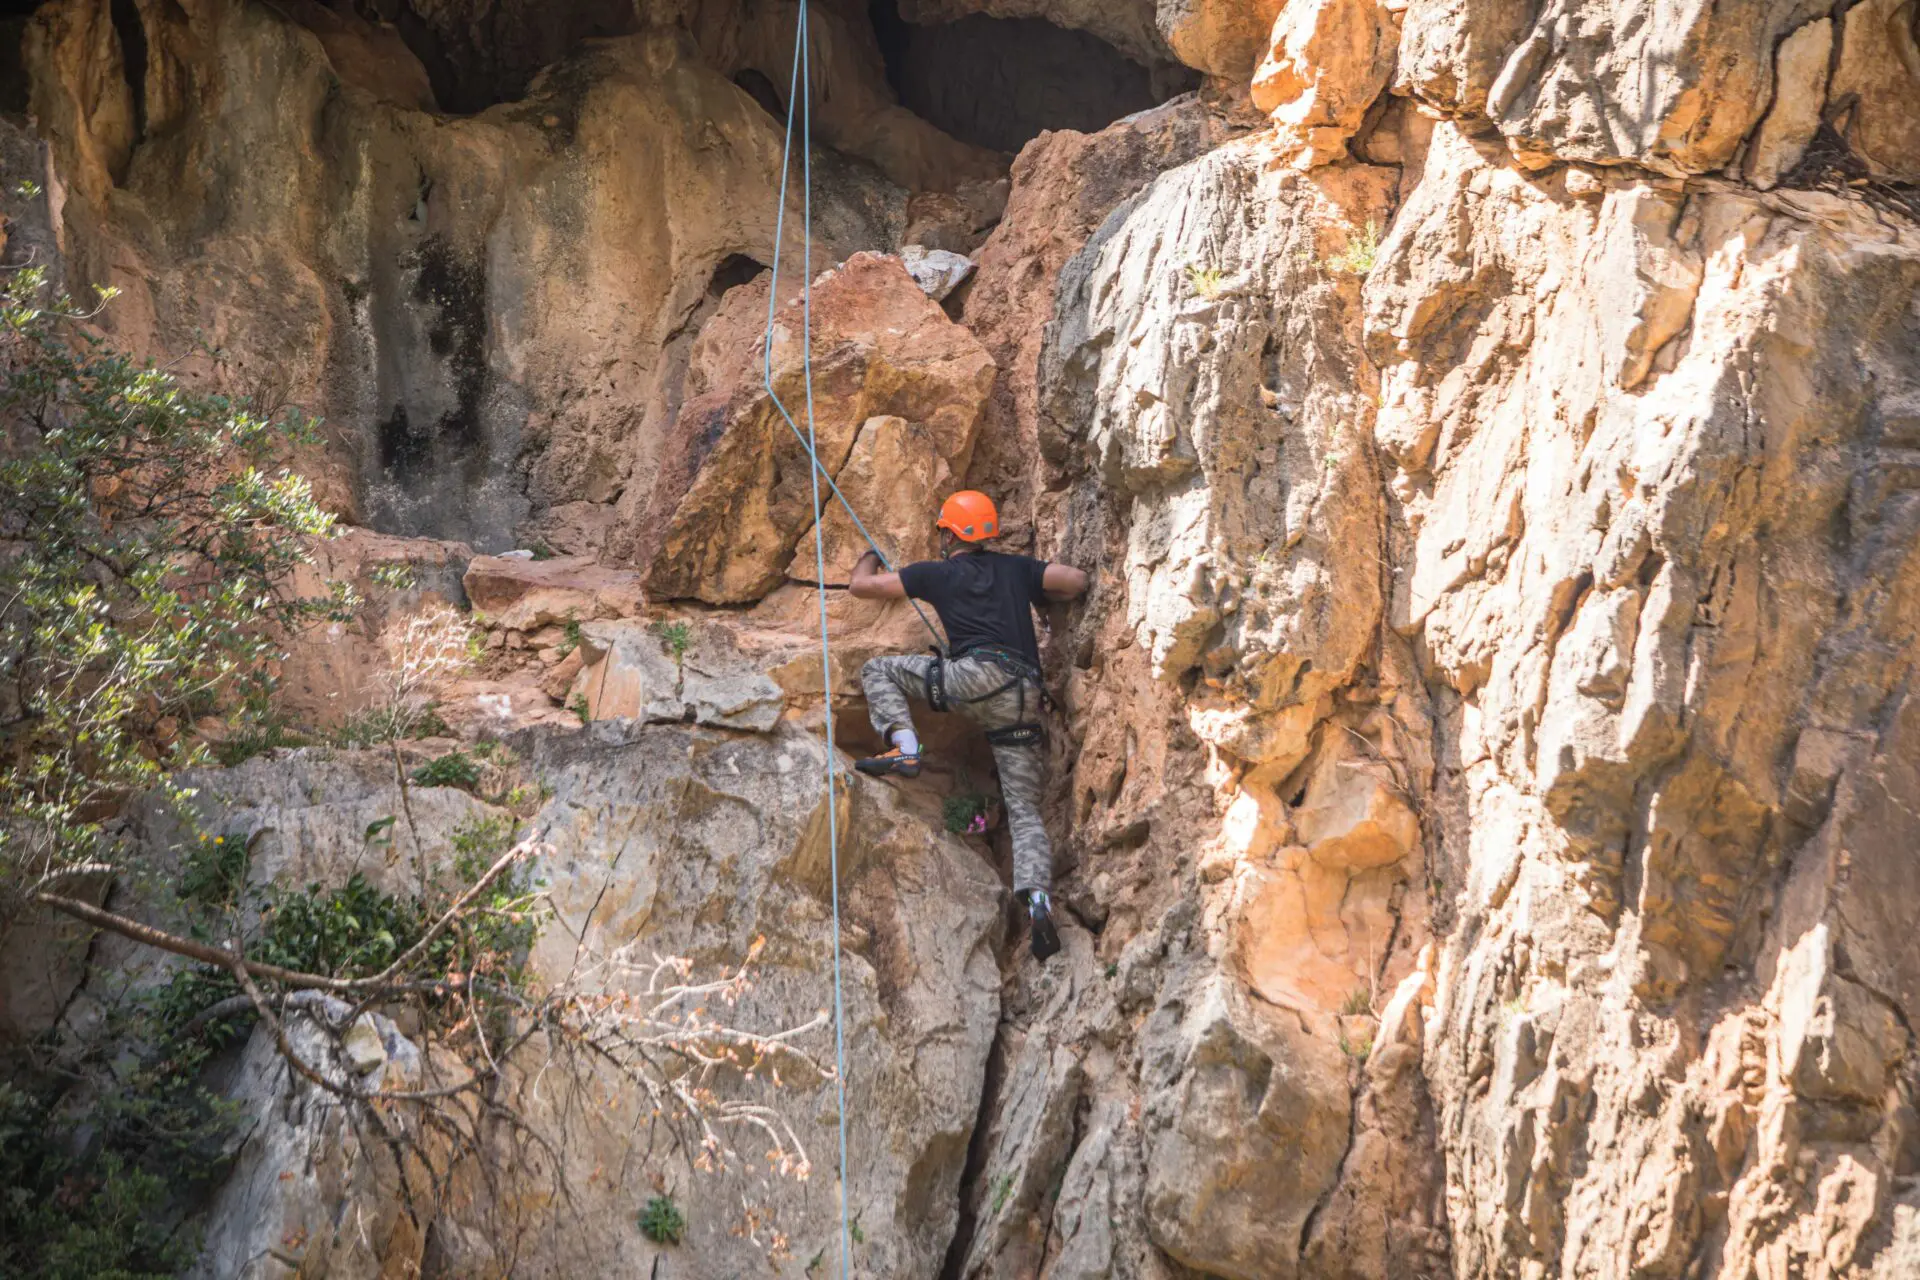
left=635, top=252, right=995, bottom=602
left=1396, top=0, right=1920, bottom=180
left=9, top=0, right=1920, bottom=1276
left=1371, top=119, right=1920, bottom=1280
left=135, top=724, right=1001, bottom=1278
left=11, top=0, right=987, bottom=553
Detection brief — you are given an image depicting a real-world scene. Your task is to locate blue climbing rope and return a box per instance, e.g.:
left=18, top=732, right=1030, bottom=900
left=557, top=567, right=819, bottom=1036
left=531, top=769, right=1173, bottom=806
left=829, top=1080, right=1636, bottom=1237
left=763, top=5, right=852, bottom=1275
left=757, top=1, right=946, bottom=657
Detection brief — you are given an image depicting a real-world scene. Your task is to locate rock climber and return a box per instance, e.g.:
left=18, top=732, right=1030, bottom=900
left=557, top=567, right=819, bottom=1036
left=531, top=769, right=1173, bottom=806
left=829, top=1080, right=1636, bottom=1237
left=848, top=490, right=1089, bottom=962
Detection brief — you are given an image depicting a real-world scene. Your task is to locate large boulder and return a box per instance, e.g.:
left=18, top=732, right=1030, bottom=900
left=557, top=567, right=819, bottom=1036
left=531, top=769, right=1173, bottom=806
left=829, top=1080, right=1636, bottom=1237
left=1159, top=0, right=1288, bottom=81
left=636, top=253, right=995, bottom=604
left=1251, top=0, right=1399, bottom=168
left=568, top=616, right=787, bottom=730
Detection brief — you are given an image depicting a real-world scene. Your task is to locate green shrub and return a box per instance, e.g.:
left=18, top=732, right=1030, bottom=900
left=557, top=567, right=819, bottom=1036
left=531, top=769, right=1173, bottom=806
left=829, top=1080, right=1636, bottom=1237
left=412, top=750, right=482, bottom=789
left=942, top=792, right=994, bottom=836
left=0, top=978, right=245, bottom=1280
left=451, top=813, right=517, bottom=865
left=178, top=832, right=249, bottom=910
left=640, top=1194, right=686, bottom=1245
left=0, top=266, right=343, bottom=908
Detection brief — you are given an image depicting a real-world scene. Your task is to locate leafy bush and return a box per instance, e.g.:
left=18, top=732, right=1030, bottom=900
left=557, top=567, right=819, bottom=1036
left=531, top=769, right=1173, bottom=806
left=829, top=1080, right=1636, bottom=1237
left=0, top=973, right=247, bottom=1280
left=640, top=1194, right=686, bottom=1245
left=412, top=750, right=482, bottom=789
left=178, top=832, right=249, bottom=910
left=0, top=266, right=343, bottom=911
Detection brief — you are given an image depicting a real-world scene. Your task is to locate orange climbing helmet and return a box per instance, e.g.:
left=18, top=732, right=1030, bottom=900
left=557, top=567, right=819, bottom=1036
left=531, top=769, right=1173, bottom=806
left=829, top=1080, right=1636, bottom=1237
left=936, top=490, right=1000, bottom=542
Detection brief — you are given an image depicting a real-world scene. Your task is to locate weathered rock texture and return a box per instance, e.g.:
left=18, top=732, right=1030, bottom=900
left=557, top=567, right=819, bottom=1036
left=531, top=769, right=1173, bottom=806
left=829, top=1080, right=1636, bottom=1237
left=1372, top=118, right=1920, bottom=1280
left=7, top=0, right=1014, bottom=554
left=633, top=251, right=995, bottom=602
left=118, top=726, right=1001, bottom=1277
left=7, top=0, right=1920, bottom=1275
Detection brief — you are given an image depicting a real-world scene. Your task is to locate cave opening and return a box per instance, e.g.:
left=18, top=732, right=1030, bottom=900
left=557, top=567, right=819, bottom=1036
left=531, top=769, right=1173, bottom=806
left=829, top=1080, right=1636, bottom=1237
left=867, top=0, right=1176, bottom=155
left=732, top=68, right=786, bottom=123
left=109, top=0, right=148, bottom=147
left=0, top=0, right=41, bottom=119
left=375, top=0, right=639, bottom=115
left=707, top=253, right=770, bottom=299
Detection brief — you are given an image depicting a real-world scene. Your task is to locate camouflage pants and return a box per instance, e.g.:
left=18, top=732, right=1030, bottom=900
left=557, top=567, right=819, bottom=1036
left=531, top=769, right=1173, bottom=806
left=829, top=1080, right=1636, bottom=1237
left=861, top=652, right=1053, bottom=894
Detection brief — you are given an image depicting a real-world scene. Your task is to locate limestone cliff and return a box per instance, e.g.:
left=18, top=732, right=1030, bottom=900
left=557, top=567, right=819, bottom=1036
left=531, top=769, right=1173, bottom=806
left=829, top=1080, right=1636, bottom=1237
left=3, top=0, right=1918, bottom=1276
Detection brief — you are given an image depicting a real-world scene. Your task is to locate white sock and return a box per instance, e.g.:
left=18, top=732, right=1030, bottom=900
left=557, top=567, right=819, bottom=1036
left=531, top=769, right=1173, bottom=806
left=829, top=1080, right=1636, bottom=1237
left=891, top=729, right=920, bottom=756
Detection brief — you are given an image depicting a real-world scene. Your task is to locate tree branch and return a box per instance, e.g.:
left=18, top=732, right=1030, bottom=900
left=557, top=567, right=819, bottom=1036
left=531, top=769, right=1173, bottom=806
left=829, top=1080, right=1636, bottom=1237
left=29, top=838, right=537, bottom=993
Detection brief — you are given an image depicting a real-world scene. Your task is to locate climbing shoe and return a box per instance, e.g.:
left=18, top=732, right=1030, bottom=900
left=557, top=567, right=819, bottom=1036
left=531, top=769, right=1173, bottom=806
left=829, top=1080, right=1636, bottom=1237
left=1027, top=890, right=1062, bottom=962
left=854, top=747, right=922, bottom=778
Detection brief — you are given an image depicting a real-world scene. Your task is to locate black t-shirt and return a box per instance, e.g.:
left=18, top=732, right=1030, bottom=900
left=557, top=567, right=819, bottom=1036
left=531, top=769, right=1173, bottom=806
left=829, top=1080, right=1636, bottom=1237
left=899, top=550, right=1050, bottom=667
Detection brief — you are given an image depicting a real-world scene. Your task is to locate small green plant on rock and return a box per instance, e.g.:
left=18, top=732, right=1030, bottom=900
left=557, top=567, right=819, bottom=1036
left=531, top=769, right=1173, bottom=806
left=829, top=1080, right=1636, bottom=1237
left=411, top=750, right=482, bottom=789
left=651, top=619, right=694, bottom=665
left=1341, top=988, right=1372, bottom=1016
left=991, top=1172, right=1016, bottom=1215
left=1326, top=219, right=1380, bottom=276
left=570, top=693, right=592, bottom=725
left=640, top=1194, right=686, bottom=1245
left=943, top=792, right=995, bottom=836
left=1184, top=261, right=1226, bottom=298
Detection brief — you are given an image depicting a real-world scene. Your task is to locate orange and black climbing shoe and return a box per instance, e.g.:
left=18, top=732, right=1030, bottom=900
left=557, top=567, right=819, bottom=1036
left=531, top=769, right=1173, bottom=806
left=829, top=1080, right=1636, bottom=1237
left=1027, top=890, right=1061, bottom=962
left=854, top=747, right=922, bottom=778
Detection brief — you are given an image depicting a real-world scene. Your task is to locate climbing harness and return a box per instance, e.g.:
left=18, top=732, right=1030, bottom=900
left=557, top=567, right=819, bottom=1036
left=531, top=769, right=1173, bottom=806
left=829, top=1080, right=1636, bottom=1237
left=924, top=644, right=1048, bottom=745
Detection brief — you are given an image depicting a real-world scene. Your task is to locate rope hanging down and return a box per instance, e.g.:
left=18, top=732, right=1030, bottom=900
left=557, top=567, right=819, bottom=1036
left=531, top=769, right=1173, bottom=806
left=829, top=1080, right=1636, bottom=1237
left=762, top=5, right=842, bottom=1275
left=756, top=3, right=945, bottom=657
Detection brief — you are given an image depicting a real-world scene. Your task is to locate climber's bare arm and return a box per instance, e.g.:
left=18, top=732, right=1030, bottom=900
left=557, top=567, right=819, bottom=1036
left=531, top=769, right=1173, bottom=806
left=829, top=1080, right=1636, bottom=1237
left=849, top=550, right=907, bottom=600
left=1043, top=563, right=1090, bottom=601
